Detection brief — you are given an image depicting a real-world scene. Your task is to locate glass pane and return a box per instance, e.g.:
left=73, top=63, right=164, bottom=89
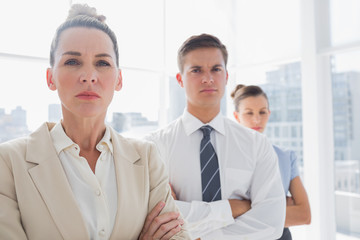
left=331, top=0, right=360, bottom=46
left=0, top=56, right=58, bottom=142
left=234, top=0, right=300, bottom=65
left=0, top=0, right=69, bottom=57
left=331, top=51, right=360, bottom=239
left=111, top=69, right=160, bottom=138
left=231, top=62, right=303, bottom=167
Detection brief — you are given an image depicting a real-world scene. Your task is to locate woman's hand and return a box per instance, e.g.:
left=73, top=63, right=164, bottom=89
left=286, top=196, right=295, bottom=206
left=228, top=199, right=251, bottom=218
left=139, top=201, right=184, bottom=240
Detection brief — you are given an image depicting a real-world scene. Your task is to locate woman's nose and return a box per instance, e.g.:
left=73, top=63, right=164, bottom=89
left=80, top=66, right=97, bottom=83
left=253, top=115, right=261, bottom=123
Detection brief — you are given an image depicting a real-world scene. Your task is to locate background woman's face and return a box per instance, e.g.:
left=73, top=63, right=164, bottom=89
left=47, top=27, right=122, bottom=119
left=233, top=95, right=270, bottom=133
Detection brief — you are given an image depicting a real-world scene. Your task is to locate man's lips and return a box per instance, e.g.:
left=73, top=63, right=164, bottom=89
left=251, top=127, right=262, bottom=131
left=200, top=89, right=217, bottom=93
left=76, top=91, right=100, bottom=100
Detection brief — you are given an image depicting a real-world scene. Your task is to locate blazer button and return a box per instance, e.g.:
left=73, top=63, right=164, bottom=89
left=99, top=229, right=106, bottom=237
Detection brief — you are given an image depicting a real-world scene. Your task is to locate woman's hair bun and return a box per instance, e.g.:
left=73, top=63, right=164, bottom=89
left=67, top=4, right=106, bottom=22
left=230, top=84, right=245, bottom=99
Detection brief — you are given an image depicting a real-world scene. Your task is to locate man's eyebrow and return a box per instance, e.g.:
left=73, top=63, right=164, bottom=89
left=212, top=64, right=224, bottom=68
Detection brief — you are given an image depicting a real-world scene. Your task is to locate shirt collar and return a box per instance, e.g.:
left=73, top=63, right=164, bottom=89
left=50, top=122, right=113, bottom=155
left=98, top=125, right=113, bottom=154
left=50, top=122, right=76, bottom=155
left=181, top=109, right=226, bottom=136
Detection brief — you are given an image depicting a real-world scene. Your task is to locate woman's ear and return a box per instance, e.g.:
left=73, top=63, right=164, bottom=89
left=115, top=70, right=123, bottom=91
left=46, top=68, right=57, bottom=91
left=233, top=111, right=241, bottom=123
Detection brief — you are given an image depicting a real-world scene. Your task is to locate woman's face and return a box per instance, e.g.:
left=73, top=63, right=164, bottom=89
left=233, top=95, right=270, bottom=133
left=46, top=27, right=122, bottom=119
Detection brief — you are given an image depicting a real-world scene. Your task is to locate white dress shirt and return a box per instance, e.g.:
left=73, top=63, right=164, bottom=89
left=146, top=110, right=285, bottom=240
left=50, top=123, right=117, bottom=240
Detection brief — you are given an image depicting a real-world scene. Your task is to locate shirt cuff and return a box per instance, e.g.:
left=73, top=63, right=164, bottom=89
left=185, top=200, right=234, bottom=239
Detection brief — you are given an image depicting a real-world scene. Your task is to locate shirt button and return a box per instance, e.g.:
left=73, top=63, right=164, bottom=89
left=95, top=189, right=101, bottom=196
left=99, top=229, right=106, bottom=237
left=74, top=146, right=78, bottom=151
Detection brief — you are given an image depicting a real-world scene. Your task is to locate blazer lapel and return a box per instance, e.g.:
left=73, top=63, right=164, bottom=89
left=109, top=128, right=146, bottom=240
left=26, top=123, right=89, bottom=240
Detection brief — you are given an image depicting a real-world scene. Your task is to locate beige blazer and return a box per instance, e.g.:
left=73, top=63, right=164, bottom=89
left=0, top=123, right=190, bottom=240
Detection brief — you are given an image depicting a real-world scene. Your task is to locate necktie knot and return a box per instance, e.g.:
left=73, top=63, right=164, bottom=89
left=200, top=125, right=213, bottom=137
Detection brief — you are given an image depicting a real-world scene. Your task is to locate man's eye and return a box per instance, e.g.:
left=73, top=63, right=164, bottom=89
left=192, top=69, right=200, bottom=73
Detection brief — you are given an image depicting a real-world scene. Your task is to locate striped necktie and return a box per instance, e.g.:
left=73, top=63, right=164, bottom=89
left=200, top=125, right=221, bottom=202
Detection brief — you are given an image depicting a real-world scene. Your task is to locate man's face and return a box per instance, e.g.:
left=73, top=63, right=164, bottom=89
left=176, top=47, right=228, bottom=113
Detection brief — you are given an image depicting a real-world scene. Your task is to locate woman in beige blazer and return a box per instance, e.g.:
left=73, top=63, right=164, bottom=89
left=0, top=4, right=189, bottom=240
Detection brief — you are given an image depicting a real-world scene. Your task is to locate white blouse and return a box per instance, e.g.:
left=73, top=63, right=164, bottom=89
left=50, top=122, right=117, bottom=240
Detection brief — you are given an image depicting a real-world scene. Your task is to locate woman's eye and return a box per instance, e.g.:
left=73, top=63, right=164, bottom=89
left=246, top=112, right=253, bottom=115
left=64, top=59, right=79, bottom=65
left=97, top=60, right=111, bottom=67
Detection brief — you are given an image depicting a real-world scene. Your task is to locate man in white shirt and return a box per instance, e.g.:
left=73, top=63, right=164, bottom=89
left=146, top=34, right=286, bottom=240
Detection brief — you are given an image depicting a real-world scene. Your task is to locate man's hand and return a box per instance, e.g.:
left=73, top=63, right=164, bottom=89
left=139, top=201, right=184, bottom=240
left=228, top=199, right=251, bottom=218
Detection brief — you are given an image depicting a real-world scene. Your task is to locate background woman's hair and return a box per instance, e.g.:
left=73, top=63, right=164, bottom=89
left=230, top=84, right=269, bottom=111
left=50, top=4, right=119, bottom=67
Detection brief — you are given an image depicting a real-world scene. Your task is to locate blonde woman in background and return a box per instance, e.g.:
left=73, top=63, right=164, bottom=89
left=231, top=84, right=311, bottom=240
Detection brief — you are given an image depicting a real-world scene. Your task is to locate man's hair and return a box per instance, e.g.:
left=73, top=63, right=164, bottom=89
left=177, top=33, right=228, bottom=73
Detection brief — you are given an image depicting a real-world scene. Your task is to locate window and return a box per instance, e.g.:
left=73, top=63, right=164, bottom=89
left=331, top=51, right=360, bottom=238
left=331, top=0, right=360, bottom=46
left=291, top=126, right=297, bottom=137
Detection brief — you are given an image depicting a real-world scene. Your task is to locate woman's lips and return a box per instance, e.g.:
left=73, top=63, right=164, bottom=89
left=76, top=91, right=100, bottom=100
